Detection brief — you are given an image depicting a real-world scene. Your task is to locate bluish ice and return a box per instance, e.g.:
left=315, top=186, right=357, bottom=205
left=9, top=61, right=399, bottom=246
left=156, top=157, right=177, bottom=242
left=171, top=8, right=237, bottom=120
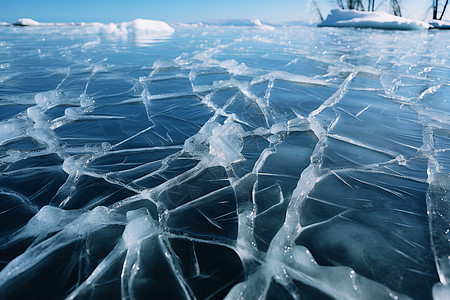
left=0, top=23, right=449, bottom=300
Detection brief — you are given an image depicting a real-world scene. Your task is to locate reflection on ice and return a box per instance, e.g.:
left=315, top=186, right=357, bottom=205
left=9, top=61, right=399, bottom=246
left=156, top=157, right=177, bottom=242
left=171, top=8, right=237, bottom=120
left=0, top=24, right=449, bottom=299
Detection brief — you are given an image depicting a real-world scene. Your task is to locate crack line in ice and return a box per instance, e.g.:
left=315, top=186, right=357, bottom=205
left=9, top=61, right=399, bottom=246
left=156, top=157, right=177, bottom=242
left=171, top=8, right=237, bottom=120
left=225, top=68, right=409, bottom=298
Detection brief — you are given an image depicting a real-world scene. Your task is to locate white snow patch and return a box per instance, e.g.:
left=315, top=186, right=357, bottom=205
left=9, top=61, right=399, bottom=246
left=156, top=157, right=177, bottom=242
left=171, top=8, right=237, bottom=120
left=319, top=9, right=430, bottom=30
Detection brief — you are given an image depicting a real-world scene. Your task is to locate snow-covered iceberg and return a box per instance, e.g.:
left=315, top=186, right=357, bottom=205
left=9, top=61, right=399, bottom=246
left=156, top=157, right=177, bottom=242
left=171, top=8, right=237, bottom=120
left=82, top=19, right=175, bottom=37
left=5, top=18, right=175, bottom=38
left=12, top=18, right=41, bottom=26
left=3, top=18, right=175, bottom=42
left=319, top=9, right=430, bottom=30
left=429, top=19, right=450, bottom=29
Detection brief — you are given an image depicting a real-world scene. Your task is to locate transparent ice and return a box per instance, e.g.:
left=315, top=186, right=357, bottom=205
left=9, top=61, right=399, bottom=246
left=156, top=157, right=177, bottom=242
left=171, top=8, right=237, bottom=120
left=0, top=24, right=449, bottom=299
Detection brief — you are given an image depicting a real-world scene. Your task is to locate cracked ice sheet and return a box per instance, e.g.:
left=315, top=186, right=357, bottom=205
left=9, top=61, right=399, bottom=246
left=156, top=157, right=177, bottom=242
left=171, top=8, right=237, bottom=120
left=0, top=25, right=449, bottom=300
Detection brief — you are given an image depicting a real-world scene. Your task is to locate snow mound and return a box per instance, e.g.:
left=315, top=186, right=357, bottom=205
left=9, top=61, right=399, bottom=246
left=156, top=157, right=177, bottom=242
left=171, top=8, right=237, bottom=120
left=429, top=20, right=450, bottom=29
left=12, top=18, right=41, bottom=26
left=319, top=9, right=430, bottom=30
left=82, top=19, right=175, bottom=37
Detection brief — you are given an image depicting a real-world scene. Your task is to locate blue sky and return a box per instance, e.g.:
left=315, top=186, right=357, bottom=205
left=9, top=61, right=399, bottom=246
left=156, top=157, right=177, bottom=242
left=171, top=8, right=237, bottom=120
left=0, top=0, right=438, bottom=23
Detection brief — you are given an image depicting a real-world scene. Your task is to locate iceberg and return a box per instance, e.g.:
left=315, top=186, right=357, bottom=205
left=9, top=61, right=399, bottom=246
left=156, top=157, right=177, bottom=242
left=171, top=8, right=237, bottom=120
left=429, top=19, right=450, bottom=29
left=4, top=18, right=174, bottom=38
left=319, top=9, right=430, bottom=30
left=12, top=18, right=41, bottom=26
left=81, top=19, right=175, bottom=37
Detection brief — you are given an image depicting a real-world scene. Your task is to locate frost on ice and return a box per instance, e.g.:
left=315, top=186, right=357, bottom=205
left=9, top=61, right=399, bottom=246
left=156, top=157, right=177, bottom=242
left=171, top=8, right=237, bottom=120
left=0, top=22, right=449, bottom=300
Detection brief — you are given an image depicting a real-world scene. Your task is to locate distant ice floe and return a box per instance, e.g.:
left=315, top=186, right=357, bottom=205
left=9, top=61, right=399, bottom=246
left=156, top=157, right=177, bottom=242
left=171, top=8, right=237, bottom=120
left=319, top=9, right=430, bottom=30
left=178, top=19, right=275, bottom=30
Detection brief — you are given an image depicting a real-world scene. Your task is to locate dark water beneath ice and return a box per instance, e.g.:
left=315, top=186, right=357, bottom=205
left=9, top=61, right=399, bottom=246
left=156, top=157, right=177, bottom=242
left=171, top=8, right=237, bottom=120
left=0, top=24, right=449, bottom=299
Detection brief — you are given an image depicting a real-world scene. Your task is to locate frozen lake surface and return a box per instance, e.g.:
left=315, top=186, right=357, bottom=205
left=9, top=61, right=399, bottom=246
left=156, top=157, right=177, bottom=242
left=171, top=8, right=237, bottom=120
left=0, top=24, right=449, bottom=299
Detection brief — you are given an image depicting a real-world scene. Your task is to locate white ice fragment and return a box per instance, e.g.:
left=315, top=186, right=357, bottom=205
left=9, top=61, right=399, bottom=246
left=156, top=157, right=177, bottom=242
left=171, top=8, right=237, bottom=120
left=395, top=154, right=407, bottom=166
left=184, top=119, right=245, bottom=167
left=34, top=90, right=60, bottom=109
left=62, top=94, right=95, bottom=120
left=65, top=206, right=125, bottom=235
left=319, top=9, right=430, bottom=30
left=62, top=156, right=85, bottom=176
left=101, top=142, right=112, bottom=151
left=219, top=60, right=257, bottom=76
left=0, top=120, right=26, bottom=144
left=235, top=203, right=259, bottom=261
left=27, top=106, right=51, bottom=129
left=270, top=122, right=287, bottom=135
left=4, top=150, right=22, bottom=162
left=209, top=120, right=245, bottom=166
left=268, top=134, right=281, bottom=143
left=433, top=283, right=450, bottom=300
left=24, top=206, right=79, bottom=235
left=123, top=209, right=159, bottom=247
left=183, top=123, right=213, bottom=155
left=64, top=107, right=82, bottom=119
left=79, top=93, right=95, bottom=107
